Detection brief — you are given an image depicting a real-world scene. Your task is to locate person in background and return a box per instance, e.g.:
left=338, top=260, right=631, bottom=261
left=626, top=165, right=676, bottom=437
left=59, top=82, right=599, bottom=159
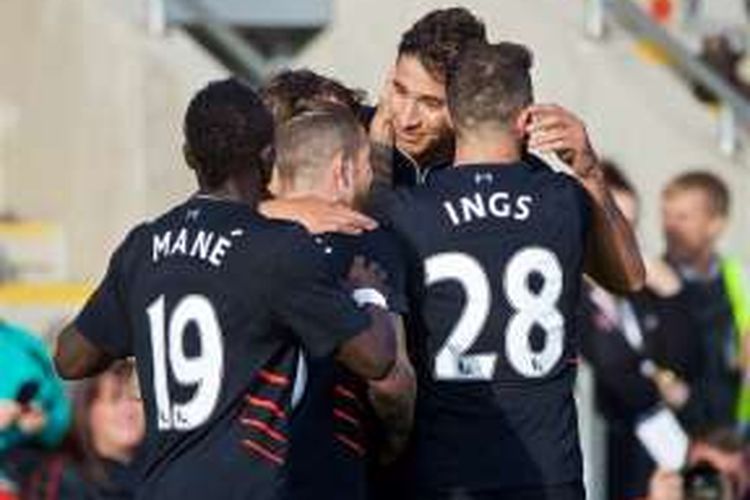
left=579, top=160, right=700, bottom=499
left=662, top=171, right=750, bottom=434
left=0, top=321, right=71, bottom=499
left=647, top=427, right=749, bottom=500
left=20, top=360, right=144, bottom=500
left=69, top=360, right=143, bottom=500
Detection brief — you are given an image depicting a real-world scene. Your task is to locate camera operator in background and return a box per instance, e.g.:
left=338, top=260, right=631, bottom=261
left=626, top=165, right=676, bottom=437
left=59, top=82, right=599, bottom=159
left=648, top=428, right=749, bottom=500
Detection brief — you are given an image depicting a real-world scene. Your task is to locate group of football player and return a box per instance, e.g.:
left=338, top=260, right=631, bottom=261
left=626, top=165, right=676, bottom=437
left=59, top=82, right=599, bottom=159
left=53, top=7, right=646, bottom=500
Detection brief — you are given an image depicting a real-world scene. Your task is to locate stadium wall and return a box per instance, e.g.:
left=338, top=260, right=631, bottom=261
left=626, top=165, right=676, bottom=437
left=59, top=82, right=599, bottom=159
left=0, top=0, right=747, bottom=277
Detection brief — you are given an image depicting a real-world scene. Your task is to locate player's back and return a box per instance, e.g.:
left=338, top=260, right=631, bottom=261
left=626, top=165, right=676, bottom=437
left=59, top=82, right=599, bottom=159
left=91, top=196, right=368, bottom=500
left=286, top=228, right=407, bottom=500
left=377, top=161, right=590, bottom=494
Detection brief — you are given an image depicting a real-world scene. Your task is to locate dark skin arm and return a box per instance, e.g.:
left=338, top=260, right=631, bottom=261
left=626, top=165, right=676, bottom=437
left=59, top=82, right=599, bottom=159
left=54, top=324, right=115, bottom=380
left=525, top=104, right=645, bottom=293
left=335, top=257, right=397, bottom=380
left=368, top=315, right=416, bottom=463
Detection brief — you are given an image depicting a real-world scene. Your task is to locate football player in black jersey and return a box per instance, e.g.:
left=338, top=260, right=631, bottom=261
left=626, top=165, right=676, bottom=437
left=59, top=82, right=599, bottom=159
left=362, top=8, right=643, bottom=291
left=261, top=70, right=417, bottom=500
left=53, top=78, right=397, bottom=500
left=371, top=43, right=644, bottom=499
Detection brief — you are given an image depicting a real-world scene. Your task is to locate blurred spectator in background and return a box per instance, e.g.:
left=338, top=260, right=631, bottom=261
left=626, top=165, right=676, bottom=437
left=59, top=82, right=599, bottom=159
left=662, top=171, right=750, bottom=435
left=20, top=360, right=143, bottom=500
left=647, top=427, right=749, bottom=500
left=0, top=321, right=71, bottom=500
left=580, top=160, right=699, bottom=499
left=68, top=360, right=143, bottom=500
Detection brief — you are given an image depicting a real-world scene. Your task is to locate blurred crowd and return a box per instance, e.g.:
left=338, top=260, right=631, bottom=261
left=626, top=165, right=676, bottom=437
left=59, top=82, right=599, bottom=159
left=0, top=330, right=143, bottom=500
left=582, top=164, right=750, bottom=500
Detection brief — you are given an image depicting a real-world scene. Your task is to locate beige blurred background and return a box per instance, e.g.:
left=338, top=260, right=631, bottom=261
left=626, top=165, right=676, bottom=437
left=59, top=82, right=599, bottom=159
left=0, top=0, right=747, bottom=283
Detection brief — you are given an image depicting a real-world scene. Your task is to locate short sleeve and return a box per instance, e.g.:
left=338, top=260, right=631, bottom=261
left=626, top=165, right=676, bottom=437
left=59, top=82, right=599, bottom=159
left=272, top=231, right=372, bottom=358
left=75, top=231, right=139, bottom=358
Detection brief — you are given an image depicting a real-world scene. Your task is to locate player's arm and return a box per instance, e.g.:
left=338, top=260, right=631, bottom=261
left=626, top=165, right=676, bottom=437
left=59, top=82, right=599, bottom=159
left=335, top=257, right=398, bottom=380
left=336, top=306, right=398, bottom=381
left=54, top=237, right=134, bottom=379
left=54, top=324, right=115, bottom=379
left=526, top=104, right=645, bottom=293
left=274, top=239, right=396, bottom=381
left=368, top=315, right=416, bottom=463
left=259, top=197, right=377, bottom=236
left=580, top=171, right=645, bottom=293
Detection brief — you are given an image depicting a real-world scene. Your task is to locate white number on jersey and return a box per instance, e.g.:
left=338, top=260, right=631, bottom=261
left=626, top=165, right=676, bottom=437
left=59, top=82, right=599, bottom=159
left=147, top=294, right=224, bottom=430
left=427, top=247, right=564, bottom=381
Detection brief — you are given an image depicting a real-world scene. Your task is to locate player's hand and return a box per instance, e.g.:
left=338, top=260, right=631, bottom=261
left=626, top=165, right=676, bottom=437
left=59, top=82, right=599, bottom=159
left=370, top=66, right=396, bottom=146
left=648, top=469, right=684, bottom=500
left=524, top=104, right=599, bottom=181
left=346, top=256, right=390, bottom=296
left=259, top=197, right=378, bottom=235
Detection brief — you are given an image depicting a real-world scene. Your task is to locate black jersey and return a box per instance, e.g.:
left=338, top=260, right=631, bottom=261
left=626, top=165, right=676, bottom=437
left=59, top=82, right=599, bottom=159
left=372, top=162, right=591, bottom=492
left=75, top=196, right=371, bottom=500
left=286, top=229, right=408, bottom=500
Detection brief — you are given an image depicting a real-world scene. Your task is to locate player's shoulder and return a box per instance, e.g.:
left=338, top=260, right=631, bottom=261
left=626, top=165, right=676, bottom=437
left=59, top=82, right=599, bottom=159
left=523, top=154, right=578, bottom=185
left=264, top=220, right=332, bottom=271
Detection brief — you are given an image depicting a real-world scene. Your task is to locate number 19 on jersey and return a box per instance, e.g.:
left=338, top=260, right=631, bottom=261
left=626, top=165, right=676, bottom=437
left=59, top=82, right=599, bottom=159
left=147, top=294, right=224, bottom=431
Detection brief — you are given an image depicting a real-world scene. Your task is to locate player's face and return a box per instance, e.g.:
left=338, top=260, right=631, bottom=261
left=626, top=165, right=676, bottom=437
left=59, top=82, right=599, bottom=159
left=89, top=373, right=145, bottom=458
left=390, top=55, right=452, bottom=160
left=662, top=189, right=725, bottom=263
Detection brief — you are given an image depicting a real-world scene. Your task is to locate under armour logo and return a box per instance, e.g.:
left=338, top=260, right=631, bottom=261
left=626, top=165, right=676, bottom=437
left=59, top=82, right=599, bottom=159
left=186, top=209, right=201, bottom=222
left=474, top=173, right=493, bottom=185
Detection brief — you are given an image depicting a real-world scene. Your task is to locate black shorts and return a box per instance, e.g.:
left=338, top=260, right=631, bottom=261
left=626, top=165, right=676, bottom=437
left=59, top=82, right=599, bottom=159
left=415, top=481, right=586, bottom=500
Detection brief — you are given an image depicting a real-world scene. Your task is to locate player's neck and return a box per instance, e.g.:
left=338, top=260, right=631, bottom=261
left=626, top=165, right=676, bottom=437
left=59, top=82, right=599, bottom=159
left=277, top=186, right=339, bottom=205
left=198, top=179, right=263, bottom=209
left=408, top=136, right=454, bottom=168
left=454, top=132, right=522, bottom=167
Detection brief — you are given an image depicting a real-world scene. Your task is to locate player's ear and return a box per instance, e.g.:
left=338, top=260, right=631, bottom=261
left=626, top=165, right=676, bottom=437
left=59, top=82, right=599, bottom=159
left=331, top=150, right=351, bottom=193
left=183, top=144, right=197, bottom=171
left=514, top=107, right=532, bottom=140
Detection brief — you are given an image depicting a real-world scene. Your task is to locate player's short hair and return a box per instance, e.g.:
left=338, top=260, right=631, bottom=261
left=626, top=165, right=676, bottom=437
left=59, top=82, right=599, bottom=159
left=447, top=42, right=534, bottom=134
left=663, top=170, right=730, bottom=217
left=398, top=7, right=487, bottom=82
left=601, top=159, right=637, bottom=196
left=184, top=78, right=274, bottom=189
left=274, top=105, right=367, bottom=184
left=260, top=69, right=366, bottom=124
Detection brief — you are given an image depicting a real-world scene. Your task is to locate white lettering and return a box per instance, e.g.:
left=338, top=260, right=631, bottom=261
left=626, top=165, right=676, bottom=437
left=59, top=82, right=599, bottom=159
left=209, top=237, right=232, bottom=267
left=444, top=201, right=461, bottom=226
left=153, top=231, right=172, bottom=263
left=515, top=195, right=533, bottom=221
left=189, top=231, right=215, bottom=260
left=460, top=193, right=487, bottom=223
left=171, top=228, right=189, bottom=256
left=488, top=192, right=511, bottom=218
